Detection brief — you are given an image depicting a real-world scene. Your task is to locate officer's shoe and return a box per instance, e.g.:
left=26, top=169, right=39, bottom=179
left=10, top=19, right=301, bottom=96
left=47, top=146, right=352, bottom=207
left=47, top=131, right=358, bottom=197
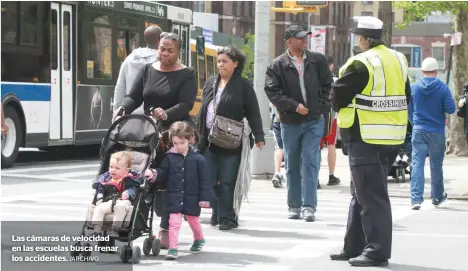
left=288, top=208, right=300, bottom=219
left=301, top=207, right=315, bottom=222
left=432, top=192, right=448, bottom=206
left=330, top=250, right=359, bottom=261
left=348, top=254, right=389, bottom=267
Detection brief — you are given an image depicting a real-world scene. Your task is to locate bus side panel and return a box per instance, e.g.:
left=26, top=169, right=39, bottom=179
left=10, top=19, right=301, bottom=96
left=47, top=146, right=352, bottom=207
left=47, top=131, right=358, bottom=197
left=73, top=84, right=114, bottom=145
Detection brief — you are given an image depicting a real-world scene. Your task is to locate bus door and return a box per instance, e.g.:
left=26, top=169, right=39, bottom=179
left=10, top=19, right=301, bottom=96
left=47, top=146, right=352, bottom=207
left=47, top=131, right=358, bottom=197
left=49, top=3, right=74, bottom=141
left=172, top=24, right=189, bottom=66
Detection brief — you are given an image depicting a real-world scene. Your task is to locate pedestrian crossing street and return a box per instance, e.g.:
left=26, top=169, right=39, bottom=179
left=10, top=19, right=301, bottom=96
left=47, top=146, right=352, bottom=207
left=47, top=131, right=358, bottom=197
left=1, top=161, right=416, bottom=271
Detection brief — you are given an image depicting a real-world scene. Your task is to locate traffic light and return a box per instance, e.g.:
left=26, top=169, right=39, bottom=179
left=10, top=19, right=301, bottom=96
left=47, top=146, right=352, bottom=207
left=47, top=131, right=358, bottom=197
left=196, top=36, right=205, bottom=55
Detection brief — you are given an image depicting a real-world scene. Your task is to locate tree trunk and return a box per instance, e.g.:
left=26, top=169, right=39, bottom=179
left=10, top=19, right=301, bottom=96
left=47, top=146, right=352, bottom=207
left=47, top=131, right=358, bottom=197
left=447, top=9, right=468, bottom=156
left=378, top=1, right=393, bottom=47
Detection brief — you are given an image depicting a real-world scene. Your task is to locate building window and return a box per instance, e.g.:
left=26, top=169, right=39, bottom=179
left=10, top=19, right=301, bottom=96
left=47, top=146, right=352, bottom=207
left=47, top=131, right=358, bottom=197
left=361, top=1, right=374, bottom=5
left=392, top=45, right=422, bottom=68
left=432, top=46, right=445, bottom=70
left=232, top=2, right=237, bottom=16
left=361, top=11, right=373, bottom=16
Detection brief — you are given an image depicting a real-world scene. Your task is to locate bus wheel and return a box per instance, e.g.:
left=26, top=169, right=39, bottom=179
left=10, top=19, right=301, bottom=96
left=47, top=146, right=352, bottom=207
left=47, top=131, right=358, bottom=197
left=2, top=106, right=23, bottom=168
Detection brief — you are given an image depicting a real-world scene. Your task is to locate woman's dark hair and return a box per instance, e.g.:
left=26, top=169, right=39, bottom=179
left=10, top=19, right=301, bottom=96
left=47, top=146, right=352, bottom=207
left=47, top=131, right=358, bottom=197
left=160, top=32, right=181, bottom=50
left=217, top=46, right=246, bottom=75
left=169, top=121, right=199, bottom=142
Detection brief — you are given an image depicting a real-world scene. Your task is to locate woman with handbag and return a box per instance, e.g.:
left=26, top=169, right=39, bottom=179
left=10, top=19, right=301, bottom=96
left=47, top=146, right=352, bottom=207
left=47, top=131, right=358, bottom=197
left=197, top=46, right=265, bottom=230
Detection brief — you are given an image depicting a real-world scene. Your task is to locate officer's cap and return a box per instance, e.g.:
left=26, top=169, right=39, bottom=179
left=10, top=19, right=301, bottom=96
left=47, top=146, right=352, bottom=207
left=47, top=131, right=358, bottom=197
left=351, top=16, right=383, bottom=39
left=284, top=25, right=312, bottom=40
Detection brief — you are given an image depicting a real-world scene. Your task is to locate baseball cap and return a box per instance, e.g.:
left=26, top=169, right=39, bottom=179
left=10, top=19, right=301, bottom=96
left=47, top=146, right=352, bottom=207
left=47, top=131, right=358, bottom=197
left=421, top=57, right=438, bottom=72
left=284, top=25, right=311, bottom=40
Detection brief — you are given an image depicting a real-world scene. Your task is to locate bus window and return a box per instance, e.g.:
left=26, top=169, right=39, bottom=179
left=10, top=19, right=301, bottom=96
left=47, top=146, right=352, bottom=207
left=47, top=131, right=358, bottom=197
left=63, top=11, right=71, bottom=71
left=1, top=2, right=18, bottom=43
left=181, top=28, right=188, bottom=66
left=117, top=31, right=139, bottom=64
left=20, top=2, right=39, bottom=45
left=206, top=55, right=215, bottom=78
left=51, top=9, right=58, bottom=70
left=86, top=12, right=112, bottom=79
left=191, top=52, right=198, bottom=84
left=197, top=55, right=206, bottom=89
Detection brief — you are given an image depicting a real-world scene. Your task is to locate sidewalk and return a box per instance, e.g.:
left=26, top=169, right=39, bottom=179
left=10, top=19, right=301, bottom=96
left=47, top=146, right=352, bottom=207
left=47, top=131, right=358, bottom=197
left=258, top=149, right=468, bottom=201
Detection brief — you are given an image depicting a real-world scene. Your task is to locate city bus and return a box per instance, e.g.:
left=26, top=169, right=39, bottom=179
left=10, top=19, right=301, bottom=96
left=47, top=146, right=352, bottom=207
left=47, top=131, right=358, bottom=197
left=1, top=1, right=192, bottom=168
left=188, top=39, right=221, bottom=117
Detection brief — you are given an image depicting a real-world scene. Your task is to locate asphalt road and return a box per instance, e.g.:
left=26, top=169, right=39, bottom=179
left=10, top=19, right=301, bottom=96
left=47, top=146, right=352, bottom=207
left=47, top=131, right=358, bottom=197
left=2, top=148, right=468, bottom=271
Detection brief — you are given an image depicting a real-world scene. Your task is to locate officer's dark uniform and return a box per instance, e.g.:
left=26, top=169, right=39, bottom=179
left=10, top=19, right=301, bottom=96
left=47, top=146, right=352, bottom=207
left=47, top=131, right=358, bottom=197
left=329, top=17, right=411, bottom=267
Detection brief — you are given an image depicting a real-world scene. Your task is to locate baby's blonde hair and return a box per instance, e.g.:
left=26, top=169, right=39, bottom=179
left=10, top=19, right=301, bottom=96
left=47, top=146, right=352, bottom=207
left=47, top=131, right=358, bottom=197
left=110, top=151, right=132, bottom=168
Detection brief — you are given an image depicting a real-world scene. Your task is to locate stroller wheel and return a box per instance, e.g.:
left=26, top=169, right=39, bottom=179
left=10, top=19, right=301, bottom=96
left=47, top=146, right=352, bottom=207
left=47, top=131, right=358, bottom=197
left=120, top=244, right=132, bottom=263
left=152, top=238, right=161, bottom=256
left=143, top=237, right=152, bottom=256
left=82, top=243, right=92, bottom=258
left=70, top=242, right=81, bottom=258
left=132, top=246, right=142, bottom=264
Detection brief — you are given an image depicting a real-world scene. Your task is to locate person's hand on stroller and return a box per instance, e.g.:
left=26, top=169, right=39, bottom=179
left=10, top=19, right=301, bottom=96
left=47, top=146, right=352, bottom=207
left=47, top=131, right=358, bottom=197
left=459, top=97, right=466, bottom=108
left=121, top=191, right=129, bottom=200
left=199, top=201, right=210, bottom=208
left=151, top=107, right=167, bottom=121
left=112, top=106, right=125, bottom=122
left=145, top=168, right=157, bottom=182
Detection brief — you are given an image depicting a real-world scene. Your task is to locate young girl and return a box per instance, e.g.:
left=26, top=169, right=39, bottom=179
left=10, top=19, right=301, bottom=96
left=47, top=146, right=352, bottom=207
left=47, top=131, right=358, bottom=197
left=147, top=121, right=211, bottom=260
left=87, top=151, right=145, bottom=237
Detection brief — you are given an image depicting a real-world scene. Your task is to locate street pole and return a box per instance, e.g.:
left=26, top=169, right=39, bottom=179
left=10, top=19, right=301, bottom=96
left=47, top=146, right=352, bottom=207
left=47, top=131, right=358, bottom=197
left=250, top=1, right=275, bottom=178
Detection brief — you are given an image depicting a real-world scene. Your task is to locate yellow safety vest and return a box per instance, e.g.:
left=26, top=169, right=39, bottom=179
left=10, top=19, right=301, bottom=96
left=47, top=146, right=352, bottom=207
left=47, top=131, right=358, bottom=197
left=337, top=45, right=409, bottom=145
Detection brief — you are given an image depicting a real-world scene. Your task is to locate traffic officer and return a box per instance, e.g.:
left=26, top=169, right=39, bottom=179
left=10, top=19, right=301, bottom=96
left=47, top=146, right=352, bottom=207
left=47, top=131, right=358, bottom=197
left=329, top=16, right=411, bottom=267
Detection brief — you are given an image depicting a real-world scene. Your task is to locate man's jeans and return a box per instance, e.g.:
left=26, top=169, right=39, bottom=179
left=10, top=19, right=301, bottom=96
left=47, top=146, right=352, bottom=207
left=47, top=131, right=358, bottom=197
left=410, top=129, right=446, bottom=204
left=281, top=116, right=324, bottom=210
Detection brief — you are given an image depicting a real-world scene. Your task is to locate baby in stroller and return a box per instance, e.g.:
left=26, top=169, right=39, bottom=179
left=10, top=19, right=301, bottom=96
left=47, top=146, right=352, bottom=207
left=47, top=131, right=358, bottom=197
left=86, top=151, right=152, bottom=237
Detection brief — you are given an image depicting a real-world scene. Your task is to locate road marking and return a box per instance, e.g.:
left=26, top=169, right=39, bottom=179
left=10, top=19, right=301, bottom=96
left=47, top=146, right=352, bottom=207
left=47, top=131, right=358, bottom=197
left=2, top=163, right=99, bottom=174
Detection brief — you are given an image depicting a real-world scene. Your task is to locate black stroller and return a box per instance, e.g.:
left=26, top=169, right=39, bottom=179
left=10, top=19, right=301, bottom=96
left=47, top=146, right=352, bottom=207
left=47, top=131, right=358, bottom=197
left=389, top=127, right=413, bottom=183
left=71, top=114, right=168, bottom=264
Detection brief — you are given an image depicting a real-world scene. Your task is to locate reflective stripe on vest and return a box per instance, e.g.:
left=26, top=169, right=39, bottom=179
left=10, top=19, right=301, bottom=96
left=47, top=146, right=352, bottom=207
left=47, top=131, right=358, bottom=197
left=337, top=45, right=409, bottom=145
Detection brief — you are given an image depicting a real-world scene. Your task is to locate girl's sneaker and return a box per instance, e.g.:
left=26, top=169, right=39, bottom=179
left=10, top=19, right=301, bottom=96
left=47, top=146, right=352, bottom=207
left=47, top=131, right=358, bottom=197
left=165, top=249, right=178, bottom=260
left=189, top=239, right=205, bottom=253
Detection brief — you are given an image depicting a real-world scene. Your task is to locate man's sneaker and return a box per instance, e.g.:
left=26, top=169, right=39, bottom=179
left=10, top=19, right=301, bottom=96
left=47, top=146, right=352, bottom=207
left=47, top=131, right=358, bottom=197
left=288, top=208, right=300, bottom=219
left=302, top=207, right=315, bottom=222
left=328, top=175, right=341, bottom=186
left=165, top=249, right=178, bottom=260
left=432, top=193, right=448, bottom=206
left=272, top=173, right=283, bottom=188
left=411, top=203, right=421, bottom=210
left=189, top=239, right=205, bottom=253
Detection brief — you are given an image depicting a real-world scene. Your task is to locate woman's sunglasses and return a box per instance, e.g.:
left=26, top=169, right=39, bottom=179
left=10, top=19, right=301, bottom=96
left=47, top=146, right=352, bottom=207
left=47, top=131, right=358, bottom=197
left=160, top=32, right=180, bottom=42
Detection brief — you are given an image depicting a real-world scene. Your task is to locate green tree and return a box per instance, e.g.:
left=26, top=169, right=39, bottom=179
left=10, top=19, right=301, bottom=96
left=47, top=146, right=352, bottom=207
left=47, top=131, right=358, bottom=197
left=394, top=1, right=468, bottom=156
left=241, top=33, right=255, bottom=80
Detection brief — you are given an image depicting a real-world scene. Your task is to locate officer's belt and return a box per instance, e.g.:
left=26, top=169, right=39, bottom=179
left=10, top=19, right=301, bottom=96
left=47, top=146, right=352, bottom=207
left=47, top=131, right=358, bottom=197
left=346, top=94, right=408, bottom=112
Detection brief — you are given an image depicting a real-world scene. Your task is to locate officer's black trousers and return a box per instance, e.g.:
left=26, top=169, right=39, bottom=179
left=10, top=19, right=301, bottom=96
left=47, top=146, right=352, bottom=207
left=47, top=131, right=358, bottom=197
left=343, top=141, right=400, bottom=261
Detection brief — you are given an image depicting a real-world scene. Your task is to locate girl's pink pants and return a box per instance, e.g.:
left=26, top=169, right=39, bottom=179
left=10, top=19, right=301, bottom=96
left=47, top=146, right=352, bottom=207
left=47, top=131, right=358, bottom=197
left=168, top=213, right=204, bottom=249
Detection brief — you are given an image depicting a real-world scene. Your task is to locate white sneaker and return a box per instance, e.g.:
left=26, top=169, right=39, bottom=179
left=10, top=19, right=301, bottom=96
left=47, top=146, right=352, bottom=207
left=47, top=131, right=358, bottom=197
left=411, top=203, right=421, bottom=210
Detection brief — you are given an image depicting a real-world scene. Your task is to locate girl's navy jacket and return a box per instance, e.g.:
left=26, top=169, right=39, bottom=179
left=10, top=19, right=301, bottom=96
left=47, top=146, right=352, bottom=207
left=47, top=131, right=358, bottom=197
left=155, top=146, right=211, bottom=216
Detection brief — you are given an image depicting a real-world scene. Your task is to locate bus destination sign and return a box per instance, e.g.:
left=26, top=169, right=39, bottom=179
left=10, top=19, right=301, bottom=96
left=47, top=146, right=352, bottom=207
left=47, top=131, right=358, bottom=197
left=86, top=1, right=167, bottom=19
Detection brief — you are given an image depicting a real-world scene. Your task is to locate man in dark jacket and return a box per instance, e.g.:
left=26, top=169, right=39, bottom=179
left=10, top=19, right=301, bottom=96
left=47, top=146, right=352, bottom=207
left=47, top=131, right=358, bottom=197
left=264, top=25, right=333, bottom=222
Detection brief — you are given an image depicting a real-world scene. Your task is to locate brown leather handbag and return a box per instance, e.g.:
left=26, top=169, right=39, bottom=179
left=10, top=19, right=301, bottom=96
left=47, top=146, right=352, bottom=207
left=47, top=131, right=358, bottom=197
left=208, top=84, right=244, bottom=149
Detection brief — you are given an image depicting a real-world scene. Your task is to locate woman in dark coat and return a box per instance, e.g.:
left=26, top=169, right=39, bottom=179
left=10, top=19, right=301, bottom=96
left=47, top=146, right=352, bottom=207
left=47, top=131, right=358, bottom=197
left=197, top=47, right=265, bottom=230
